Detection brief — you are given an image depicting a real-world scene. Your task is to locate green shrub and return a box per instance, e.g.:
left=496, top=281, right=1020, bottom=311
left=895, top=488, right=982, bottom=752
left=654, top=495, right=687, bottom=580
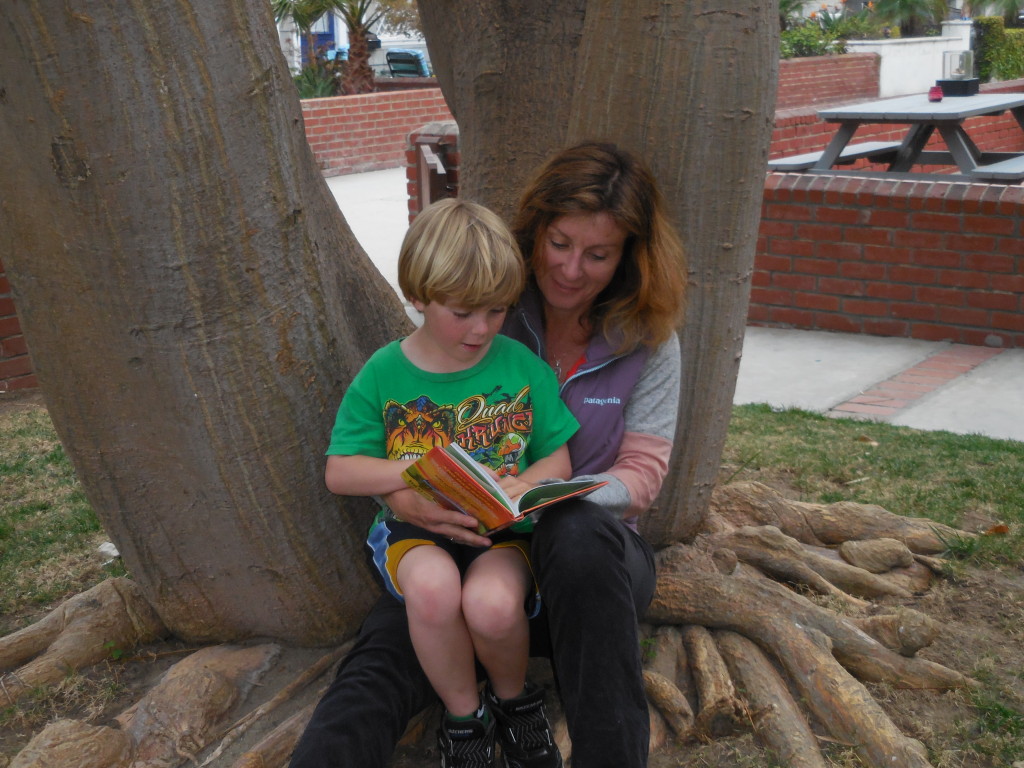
left=781, top=24, right=845, bottom=58
left=974, top=17, right=1024, bottom=82
left=993, top=28, right=1024, bottom=80
left=294, top=65, right=340, bottom=98
left=975, top=16, right=1007, bottom=81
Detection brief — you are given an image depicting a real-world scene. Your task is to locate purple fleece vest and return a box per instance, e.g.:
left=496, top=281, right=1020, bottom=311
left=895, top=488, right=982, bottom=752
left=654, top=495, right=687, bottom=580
left=502, top=288, right=650, bottom=477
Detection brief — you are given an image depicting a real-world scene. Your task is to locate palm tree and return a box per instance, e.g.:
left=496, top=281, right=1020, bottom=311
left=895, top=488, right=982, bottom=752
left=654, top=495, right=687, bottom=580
left=333, top=0, right=384, bottom=94
left=872, top=0, right=948, bottom=36
left=273, top=0, right=334, bottom=66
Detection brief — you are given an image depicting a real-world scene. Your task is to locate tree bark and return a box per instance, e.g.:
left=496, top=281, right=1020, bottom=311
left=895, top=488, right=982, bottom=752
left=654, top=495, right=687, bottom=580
left=2, top=0, right=775, bottom=641
left=419, top=0, right=778, bottom=546
left=0, top=0, right=409, bottom=644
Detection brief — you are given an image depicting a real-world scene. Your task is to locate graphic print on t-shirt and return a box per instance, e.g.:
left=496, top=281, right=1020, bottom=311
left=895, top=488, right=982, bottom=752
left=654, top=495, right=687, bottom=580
left=382, top=385, right=533, bottom=476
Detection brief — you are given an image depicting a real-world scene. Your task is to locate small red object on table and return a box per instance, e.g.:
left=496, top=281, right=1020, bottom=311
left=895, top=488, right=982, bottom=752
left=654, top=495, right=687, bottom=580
left=928, top=85, right=944, bottom=102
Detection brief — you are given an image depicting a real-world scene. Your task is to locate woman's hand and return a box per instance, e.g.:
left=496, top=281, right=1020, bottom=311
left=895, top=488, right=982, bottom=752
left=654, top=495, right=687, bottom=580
left=381, top=488, right=493, bottom=548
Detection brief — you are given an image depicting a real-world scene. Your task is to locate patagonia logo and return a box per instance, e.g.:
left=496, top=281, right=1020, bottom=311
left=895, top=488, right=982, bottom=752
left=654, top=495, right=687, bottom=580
left=582, top=396, right=621, bottom=406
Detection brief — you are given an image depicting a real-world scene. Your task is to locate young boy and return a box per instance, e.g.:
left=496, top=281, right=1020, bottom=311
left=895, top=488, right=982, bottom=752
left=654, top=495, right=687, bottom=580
left=325, top=198, right=574, bottom=768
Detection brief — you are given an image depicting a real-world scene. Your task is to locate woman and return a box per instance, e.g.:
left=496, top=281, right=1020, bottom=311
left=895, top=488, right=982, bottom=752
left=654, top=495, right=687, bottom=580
left=290, top=141, right=686, bottom=768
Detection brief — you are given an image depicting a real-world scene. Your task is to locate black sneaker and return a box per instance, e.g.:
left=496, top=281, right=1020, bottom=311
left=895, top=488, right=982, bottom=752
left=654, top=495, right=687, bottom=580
left=437, top=708, right=497, bottom=768
left=485, top=682, right=563, bottom=768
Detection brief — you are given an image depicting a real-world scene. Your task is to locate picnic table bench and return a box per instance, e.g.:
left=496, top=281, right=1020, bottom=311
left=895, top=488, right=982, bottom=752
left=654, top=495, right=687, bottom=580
left=968, top=154, right=1024, bottom=181
left=768, top=141, right=902, bottom=172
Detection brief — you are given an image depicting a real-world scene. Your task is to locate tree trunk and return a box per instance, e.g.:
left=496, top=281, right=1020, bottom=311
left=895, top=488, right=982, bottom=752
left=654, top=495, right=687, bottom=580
left=1, top=0, right=773, bottom=643
left=420, top=0, right=778, bottom=546
left=342, top=22, right=376, bottom=94
left=0, top=0, right=409, bottom=644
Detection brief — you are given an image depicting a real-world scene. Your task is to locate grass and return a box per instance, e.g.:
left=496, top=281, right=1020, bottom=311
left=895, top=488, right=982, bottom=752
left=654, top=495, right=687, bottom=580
left=0, top=406, right=122, bottom=629
left=2, top=398, right=1023, bottom=762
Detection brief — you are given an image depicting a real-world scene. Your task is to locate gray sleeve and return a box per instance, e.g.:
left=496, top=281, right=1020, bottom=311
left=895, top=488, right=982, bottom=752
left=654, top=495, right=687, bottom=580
left=625, top=332, right=681, bottom=442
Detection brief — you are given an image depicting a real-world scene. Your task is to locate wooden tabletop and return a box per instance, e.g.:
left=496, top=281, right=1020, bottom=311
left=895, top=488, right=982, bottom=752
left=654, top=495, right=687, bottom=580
left=818, top=92, right=1024, bottom=123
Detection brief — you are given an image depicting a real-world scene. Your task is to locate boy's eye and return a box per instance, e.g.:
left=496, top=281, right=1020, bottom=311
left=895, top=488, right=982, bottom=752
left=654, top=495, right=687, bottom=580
left=452, top=311, right=470, bottom=319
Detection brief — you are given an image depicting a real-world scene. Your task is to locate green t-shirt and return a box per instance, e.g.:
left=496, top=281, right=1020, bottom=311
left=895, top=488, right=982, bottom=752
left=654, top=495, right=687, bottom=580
left=328, top=335, right=579, bottom=483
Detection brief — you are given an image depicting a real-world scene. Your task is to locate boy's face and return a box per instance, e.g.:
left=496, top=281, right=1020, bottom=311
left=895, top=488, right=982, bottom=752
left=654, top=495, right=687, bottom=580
left=408, top=299, right=508, bottom=372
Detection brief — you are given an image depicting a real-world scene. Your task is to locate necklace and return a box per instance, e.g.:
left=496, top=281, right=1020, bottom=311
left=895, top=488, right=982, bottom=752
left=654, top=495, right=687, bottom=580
left=546, top=319, right=589, bottom=382
left=548, top=343, right=586, bottom=383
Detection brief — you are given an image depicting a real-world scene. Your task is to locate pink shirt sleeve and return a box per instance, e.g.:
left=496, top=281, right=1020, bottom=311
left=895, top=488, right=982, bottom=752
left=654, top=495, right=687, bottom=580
left=605, top=430, right=673, bottom=518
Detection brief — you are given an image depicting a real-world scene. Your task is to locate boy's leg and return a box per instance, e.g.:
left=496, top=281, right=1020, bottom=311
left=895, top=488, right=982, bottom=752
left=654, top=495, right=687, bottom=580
left=289, top=594, right=435, bottom=768
left=398, top=544, right=481, bottom=717
left=461, top=545, right=533, bottom=699
left=530, top=499, right=656, bottom=768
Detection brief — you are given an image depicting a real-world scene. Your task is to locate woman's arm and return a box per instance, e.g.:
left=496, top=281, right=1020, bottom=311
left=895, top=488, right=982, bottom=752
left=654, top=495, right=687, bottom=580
left=576, top=333, right=681, bottom=518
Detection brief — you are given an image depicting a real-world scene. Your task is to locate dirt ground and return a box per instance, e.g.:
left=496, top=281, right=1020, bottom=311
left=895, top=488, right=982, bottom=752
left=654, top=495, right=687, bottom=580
left=2, top=390, right=1023, bottom=768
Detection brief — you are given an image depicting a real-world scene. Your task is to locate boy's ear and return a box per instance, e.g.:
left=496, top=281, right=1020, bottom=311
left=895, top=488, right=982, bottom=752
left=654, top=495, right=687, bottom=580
left=409, top=297, right=428, bottom=313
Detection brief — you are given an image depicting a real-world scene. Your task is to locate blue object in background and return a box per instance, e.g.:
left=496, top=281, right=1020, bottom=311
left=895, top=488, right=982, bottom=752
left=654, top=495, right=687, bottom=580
left=386, top=49, right=430, bottom=77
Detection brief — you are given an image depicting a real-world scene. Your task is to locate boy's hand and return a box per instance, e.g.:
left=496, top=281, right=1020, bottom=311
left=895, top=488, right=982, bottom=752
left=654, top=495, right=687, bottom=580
left=382, top=488, right=493, bottom=547
left=497, top=474, right=534, bottom=501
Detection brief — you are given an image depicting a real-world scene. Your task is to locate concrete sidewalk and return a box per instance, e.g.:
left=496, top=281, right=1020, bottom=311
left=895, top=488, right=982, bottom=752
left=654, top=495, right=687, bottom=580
left=327, top=168, right=1024, bottom=444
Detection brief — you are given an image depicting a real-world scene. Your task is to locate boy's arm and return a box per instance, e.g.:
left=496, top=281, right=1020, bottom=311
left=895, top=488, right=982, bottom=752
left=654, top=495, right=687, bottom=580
left=332, top=454, right=494, bottom=545
left=497, top=444, right=571, bottom=500
left=325, top=454, right=413, bottom=497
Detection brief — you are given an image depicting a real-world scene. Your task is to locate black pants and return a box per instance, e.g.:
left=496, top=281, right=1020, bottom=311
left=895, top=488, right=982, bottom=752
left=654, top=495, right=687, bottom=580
left=289, top=499, right=657, bottom=768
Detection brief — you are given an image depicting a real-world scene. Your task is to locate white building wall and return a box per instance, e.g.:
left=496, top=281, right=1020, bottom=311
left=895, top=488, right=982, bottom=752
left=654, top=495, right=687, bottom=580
left=847, top=20, right=974, bottom=97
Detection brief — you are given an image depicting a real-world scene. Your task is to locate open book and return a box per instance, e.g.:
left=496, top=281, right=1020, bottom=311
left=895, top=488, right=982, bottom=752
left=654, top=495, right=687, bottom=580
left=401, top=443, right=606, bottom=534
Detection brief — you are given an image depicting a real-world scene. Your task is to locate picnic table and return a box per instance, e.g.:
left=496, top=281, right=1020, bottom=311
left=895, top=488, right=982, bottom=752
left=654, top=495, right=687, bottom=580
left=769, top=92, right=1024, bottom=182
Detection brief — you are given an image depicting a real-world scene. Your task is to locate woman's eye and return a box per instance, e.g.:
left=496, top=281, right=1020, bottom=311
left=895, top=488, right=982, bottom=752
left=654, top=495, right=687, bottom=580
left=549, top=239, right=569, bottom=250
left=587, top=252, right=608, bottom=262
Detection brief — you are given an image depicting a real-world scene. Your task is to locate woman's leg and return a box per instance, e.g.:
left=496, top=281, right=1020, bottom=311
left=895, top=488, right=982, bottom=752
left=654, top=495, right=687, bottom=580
left=462, top=546, right=532, bottom=699
left=530, top=499, right=656, bottom=768
left=398, top=545, right=481, bottom=717
left=288, top=594, right=435, bottom=768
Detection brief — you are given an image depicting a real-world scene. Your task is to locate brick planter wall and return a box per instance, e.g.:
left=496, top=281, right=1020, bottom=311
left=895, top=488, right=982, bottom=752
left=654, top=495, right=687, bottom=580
left=756, top=174, right=1024, bottom=348
left=301, top=88, right=452, bottom=176
left=776, top=54, right=880, bottom=111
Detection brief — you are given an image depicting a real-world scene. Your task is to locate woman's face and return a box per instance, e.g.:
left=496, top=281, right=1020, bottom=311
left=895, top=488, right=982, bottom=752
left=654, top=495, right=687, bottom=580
left=535, top=212, right=627, bottom=320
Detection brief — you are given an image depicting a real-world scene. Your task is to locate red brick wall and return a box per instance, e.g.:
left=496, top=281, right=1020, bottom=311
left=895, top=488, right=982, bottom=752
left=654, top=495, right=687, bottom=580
left=301, top=88, right=453, bottom=176
left=405, top=122, right=460, bottom=222
left=0, top=258, right=36, bottom=392
left=755, top=174, right=1024, bottom=348
left=5, top=65, right=1024, bottom=391
left=776, top=54, right=879, bottom=112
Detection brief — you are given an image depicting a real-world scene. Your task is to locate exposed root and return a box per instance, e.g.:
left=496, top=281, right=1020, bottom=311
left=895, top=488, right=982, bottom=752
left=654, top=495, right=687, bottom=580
left=708, top=481, right=972, bottom=553
left=715, top=629, right=828, bottom=768
left=0, top=577, right=167, bottom=705
left=2, top=483, right=981, bottom=768
left=10, top=644, right=280, bottom=768
left=202, top=643, right=350, bottom=766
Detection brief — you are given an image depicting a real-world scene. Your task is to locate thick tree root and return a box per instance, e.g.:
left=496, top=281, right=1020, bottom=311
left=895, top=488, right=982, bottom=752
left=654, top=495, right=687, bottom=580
left=229, top=700, right=321, bottom=768
left=715, top=629, right=828, bottom=768
left=2, top=483, right=979, bottom=768
left=0, top=577, right=167, bottom=705
left=708, top=481, right=972, bottom=553
left=10, top=644, right=281, bottom=768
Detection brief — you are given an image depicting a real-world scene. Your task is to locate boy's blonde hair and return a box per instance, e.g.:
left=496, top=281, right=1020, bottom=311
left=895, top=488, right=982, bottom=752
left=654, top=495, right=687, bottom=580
left=398, top=198, right=525, bottom=309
